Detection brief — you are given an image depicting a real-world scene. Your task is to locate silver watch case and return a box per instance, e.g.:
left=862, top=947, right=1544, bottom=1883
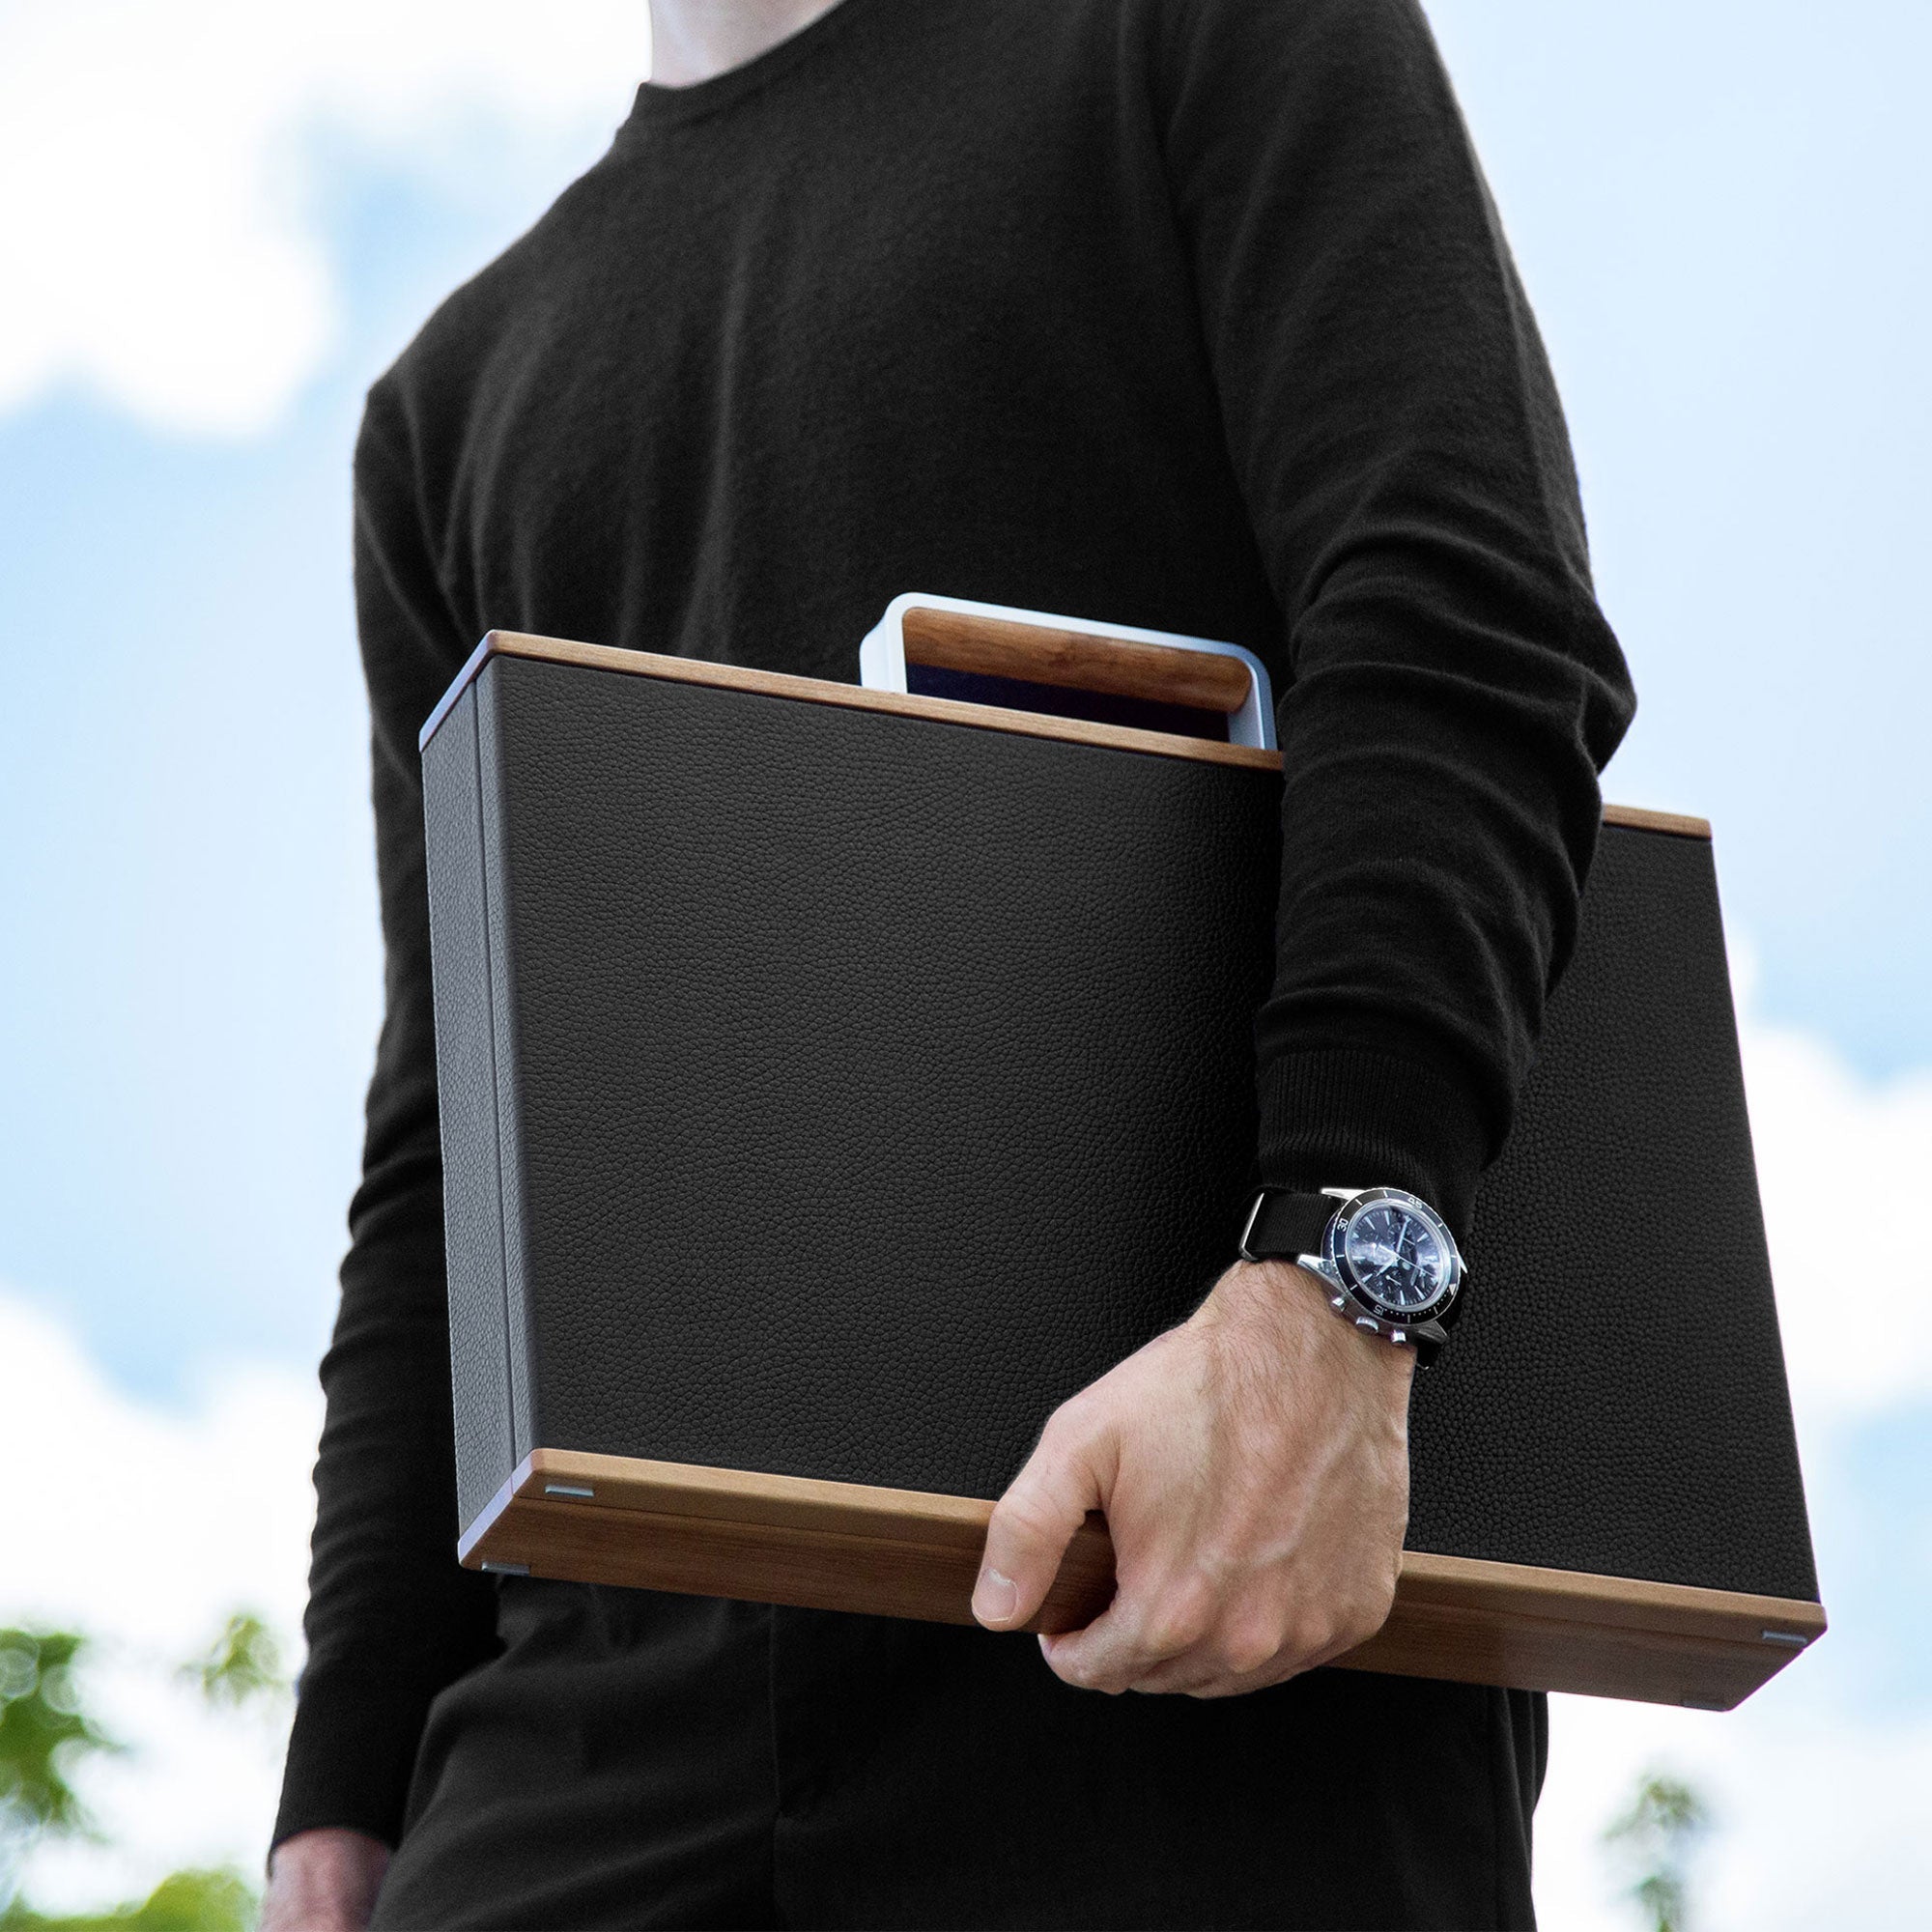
left=1298, top=1185, right=1461, bottom=1352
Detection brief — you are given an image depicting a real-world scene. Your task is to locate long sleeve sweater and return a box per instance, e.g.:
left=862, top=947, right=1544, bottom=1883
left=274, top=0, right=1634, bottom=1848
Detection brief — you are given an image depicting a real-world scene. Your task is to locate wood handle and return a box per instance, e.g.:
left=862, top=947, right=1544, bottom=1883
left=1028, top=1513, right=1119, bottom=1634
left=900, top=607, right=1252, bottom=715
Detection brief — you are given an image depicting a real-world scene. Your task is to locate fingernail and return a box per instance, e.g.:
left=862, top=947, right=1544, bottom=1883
left=973, top=1568, right=1017, bottom=1625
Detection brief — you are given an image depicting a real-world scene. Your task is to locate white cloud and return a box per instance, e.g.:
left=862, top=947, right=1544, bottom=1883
left=0, top=1289, right=321, bottom=1907
left=1536, top=1691, right=1932, bottom=1932
left=1733, top=952, right=1932, bottom=1424
left=0, top=1, right=648, bottom=436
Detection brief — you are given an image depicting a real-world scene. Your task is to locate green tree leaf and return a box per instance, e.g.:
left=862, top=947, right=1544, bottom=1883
left=0, top=1631, right=118, bottom=1841
left=1603, top=1769, right=1713, bottom=1932
left=176, top=1614, right=285, bottom=1714
left=0, top=1866, right=256, bottom=1932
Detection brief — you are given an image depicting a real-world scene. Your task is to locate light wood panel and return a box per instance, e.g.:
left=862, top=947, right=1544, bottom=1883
left=480, top=1447, right=1008, bottom=1548
left=898, top=606, right=1253, bottom=712
left=1602, top=803, right=1713, bottom=840
left=461, top=1449, right=1821, bottom=1709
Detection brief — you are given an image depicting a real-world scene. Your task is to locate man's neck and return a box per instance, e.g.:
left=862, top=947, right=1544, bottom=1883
left=647, top=0, right=847, bottom=88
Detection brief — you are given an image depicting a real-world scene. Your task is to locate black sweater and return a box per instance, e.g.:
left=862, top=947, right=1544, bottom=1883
left=275, top=0, right=1634, bottom=1848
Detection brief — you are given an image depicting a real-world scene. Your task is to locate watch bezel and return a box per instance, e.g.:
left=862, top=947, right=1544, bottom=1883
left=1321, top=1186, right=1463, bottom=1323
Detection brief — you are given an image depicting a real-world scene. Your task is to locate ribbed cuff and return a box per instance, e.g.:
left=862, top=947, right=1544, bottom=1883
left=270, top=1657, right=435, bottom=1857
left=1254, top=1041, right=1490, bottom=1243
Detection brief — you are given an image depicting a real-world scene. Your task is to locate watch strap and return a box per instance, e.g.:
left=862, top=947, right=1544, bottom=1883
left=1236, top=1188, right=1339, bottom=1263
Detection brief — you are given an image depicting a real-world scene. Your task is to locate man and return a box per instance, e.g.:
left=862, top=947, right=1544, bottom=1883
left=266, top=0, right=1634, bottom=1924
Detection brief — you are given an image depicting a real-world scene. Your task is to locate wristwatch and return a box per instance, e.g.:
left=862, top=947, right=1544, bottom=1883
left=1236, top=1186, right=1465, bottom=1366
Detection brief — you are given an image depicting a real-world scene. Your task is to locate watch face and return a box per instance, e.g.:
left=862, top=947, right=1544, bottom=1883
left=1328, top=1190, right=1461, bottom=1320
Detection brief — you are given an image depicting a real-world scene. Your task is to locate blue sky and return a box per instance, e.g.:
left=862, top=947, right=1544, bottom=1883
left=0, top=151, right=620, bottom=1387
left=1427, top=0, right=1931, bottom=1076
left=0, top=2, right=1927, bottom=1921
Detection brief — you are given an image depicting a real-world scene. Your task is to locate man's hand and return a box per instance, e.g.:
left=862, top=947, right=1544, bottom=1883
left=260, top=1828, right=390, bottom=1932
left=971, top=1258, right=1412, bottom=1695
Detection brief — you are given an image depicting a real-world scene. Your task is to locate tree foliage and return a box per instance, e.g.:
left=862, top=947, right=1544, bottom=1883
left=1, top=1617, right=281, bottom=1930
left=177, top=1614, right=284, bottom=1716
left=0, top=1629, right=118, bottom=1900
left=1603, top=1768, right=1713, bottom=1932
left=0, top=1867, right=255, bottom=1932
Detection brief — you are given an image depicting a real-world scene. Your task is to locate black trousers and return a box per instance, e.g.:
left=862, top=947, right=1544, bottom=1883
left=371, top=1579, right=1545, bottom=1931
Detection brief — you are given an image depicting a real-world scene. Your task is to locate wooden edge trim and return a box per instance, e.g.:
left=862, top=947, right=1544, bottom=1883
left=1603, top=802, right=1713, bottom=839
left=514, top=1447, right=1002, bottom=1550
left=899, top=606, right=1252, bottom=713
left=464, top=1448, right=1823, bottom=1649
left=417, top=630, right=1281, bottom=772
left=1395, top=1549, right=1824, bottom=1645
left=419, top=637, right=1719, bottom=843
left=468, top=1492, right=1119, bottom=1636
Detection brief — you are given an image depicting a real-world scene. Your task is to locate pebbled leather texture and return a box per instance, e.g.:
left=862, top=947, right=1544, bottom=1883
left=1419, top=827, right=1817, bottom=1601
left=426, top=652, right=1817, bottom=1604
left=421, top=702, right=516, bottom=1534
left=476, top=668, right=539, bottom=1469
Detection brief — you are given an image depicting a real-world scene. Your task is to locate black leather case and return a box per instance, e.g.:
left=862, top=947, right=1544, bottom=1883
left=421, top=634, right=1822, bottom=1705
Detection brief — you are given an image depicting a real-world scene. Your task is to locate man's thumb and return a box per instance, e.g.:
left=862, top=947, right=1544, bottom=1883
left=972, top=1415, right=1102, bottom=1630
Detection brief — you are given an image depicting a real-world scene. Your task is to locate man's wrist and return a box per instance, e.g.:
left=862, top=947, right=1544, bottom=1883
left=262, top=1828, right=390, bottom=1932
left=1202, top=1258, right=1417, bottom=1395
left=1236, top=1185, right=1463, bottom=1367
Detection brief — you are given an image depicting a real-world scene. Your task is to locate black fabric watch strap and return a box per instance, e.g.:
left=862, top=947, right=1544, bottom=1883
left=1237, top=1189, right=1339, bottom=1262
